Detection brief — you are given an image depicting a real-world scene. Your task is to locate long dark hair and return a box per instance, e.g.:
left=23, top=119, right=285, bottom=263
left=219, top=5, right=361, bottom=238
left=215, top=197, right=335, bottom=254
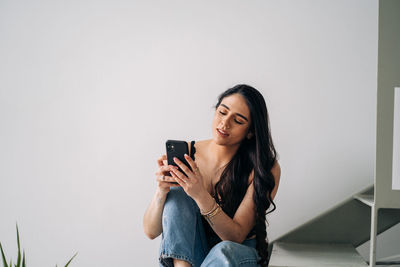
left=213, top=84, right=278, bottom=267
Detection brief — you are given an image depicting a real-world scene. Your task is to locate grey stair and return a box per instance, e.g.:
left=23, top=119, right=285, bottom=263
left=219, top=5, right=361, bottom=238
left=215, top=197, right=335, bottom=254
left=269, top=242, right=368, bottom=267
left=269, top=185, right=400, bottom=247
left=353, top=193, right=375, bottom=207
left=268, top=185, right=400, bottom=267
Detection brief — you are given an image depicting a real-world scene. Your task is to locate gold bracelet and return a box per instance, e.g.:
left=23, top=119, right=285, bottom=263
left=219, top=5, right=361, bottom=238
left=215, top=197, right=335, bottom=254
left=200, top=200, right=217, bottom=216
left=207, top=203, right=221, bottom=218
left=204, top=204, right=222, bottom=225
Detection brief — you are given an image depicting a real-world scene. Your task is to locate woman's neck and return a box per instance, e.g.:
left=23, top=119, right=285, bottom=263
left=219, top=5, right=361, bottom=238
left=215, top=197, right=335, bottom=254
left=206, top=139, right=240, bottom=169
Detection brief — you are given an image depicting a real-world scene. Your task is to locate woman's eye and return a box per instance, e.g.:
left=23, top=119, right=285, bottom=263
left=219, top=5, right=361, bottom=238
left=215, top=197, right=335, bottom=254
left=219, top=111, right=226, bottom=115
left=235, top=120, right=244, bottom=125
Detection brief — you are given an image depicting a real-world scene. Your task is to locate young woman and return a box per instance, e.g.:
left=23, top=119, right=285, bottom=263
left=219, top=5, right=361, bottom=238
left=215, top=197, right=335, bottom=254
left=143, top=84, right=281, bottom=267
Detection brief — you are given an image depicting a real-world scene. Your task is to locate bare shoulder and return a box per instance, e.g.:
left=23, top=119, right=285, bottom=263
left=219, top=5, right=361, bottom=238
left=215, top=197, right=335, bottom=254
left=195, top=139, right=211, bottom=147
left=271, top=160, right=281, bottom=180
left=192, top=139, right=212, bottom=157
left=186, top=139, right=208, bottom=155
left=270, top=160, right=281, bottom=200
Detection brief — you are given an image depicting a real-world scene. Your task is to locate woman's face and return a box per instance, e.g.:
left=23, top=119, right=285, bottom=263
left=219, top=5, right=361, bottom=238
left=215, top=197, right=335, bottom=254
left=212, top=93, right=252, bottom=146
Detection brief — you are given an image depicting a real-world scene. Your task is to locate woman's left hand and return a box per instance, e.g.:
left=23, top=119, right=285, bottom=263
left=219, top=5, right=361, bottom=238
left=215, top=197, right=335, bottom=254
left=169, top=154, right=208, bottom=201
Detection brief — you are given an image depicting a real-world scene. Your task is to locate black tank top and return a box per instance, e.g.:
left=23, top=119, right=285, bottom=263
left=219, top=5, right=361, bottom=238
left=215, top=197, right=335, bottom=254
left=189, top=140, right=256, bottom=247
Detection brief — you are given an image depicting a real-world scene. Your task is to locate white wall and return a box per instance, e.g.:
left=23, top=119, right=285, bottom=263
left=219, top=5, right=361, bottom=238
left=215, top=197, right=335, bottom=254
left=0, top=0, right=383, bottom=266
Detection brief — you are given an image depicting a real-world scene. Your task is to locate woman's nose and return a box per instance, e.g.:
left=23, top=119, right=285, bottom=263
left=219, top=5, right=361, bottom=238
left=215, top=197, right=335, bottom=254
left=221, top=118, right=230, bottom=129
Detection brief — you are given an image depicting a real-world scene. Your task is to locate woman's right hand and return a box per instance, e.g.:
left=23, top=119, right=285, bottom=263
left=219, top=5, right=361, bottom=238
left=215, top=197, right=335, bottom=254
left=155, top=154, right=180, bottom=195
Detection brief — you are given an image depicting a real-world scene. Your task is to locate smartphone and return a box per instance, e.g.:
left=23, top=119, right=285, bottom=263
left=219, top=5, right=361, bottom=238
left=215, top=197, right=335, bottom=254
left=166, top=140, right=192, bottom=181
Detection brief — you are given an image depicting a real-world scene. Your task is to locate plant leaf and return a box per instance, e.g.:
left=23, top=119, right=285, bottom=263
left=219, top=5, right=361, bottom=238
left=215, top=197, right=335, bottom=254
left=21, top=251, right=25, bottom=267
left=15, top=224, right=21, bottom=267
left=64, top=252, right=77, bottom=267
left=0, top=242, right=8, bottom=267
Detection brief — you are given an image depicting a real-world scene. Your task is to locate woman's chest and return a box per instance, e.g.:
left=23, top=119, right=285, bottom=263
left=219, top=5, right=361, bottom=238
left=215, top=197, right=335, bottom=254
left=195, top=159, right=223, bottom=198
left=189, top=140, right=224, bottom=199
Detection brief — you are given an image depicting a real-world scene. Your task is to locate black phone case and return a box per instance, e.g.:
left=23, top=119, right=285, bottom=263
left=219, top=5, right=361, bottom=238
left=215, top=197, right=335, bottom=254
left=166, top=140, right=192, bottom=176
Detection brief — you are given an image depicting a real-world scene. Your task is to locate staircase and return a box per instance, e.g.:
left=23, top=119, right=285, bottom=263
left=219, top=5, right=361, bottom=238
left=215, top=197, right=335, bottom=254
left=268, top=1, right=400, bottom=266
left=267, top=185, right=400, bottom=267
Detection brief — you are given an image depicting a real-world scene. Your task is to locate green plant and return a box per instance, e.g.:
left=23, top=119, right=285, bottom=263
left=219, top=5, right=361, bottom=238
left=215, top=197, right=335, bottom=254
left=0, top=224, right=77, bottom=267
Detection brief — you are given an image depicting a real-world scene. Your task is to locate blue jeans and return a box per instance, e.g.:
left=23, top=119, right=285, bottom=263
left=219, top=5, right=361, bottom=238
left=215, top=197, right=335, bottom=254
left=159, top=187, right=261, bottom=267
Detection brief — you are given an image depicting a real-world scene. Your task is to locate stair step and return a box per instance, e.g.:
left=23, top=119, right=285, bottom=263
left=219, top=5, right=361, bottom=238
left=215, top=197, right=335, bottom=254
left=353, top=193, right=375, bottom=207
left=269, top=242, right=368, bottom=267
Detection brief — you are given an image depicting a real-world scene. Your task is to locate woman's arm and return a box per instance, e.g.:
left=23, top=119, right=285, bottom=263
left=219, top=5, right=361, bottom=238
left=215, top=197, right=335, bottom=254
left=143, top=155, right=179, bottom=240
left=195, top=185, right=253, bottom=243
left=270, top=160, right=281, bottom=201
left=143, top=189, right=168, bottom=240
left=195, top=160, right=281, bottom=243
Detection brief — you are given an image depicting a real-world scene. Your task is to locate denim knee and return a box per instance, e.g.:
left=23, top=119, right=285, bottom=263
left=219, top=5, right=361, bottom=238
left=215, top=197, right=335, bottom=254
left=210, top=240, right=238, bottom=255
left=201, top=240, right=260, bottom=266
left=163, top=187, right=198, bottom=220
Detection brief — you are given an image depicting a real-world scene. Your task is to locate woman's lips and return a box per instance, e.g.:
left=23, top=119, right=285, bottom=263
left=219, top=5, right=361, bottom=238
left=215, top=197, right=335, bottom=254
left=217, top=128, right=229, bottom=137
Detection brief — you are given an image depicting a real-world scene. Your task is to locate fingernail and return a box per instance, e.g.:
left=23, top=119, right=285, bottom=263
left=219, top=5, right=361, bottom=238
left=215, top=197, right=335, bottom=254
left=184, top=154, right=188, bottom=157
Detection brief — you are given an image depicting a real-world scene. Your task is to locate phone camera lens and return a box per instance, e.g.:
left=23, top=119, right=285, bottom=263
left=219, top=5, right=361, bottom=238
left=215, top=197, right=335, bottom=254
left=167, top=144, right=174, bottom=151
